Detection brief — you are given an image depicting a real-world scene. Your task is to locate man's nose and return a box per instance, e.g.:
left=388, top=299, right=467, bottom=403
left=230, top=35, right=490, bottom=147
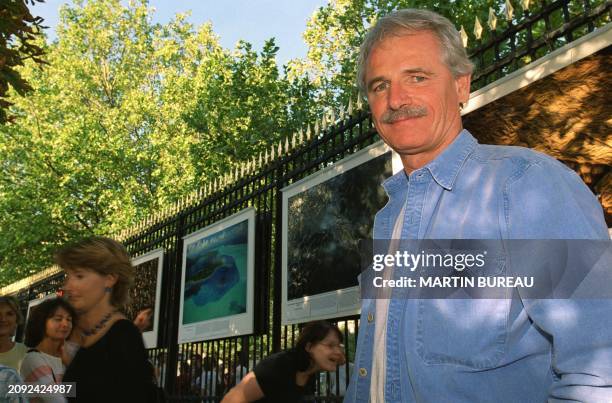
left=388, top=81, right=412, bottom=110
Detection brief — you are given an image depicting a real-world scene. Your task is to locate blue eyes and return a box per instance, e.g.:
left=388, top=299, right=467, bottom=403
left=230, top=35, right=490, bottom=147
left=371, top=76, right=426, bottom=93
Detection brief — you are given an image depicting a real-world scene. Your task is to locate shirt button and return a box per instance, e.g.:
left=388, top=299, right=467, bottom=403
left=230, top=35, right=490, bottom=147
left=359, top=368, right=367, bottom=377
left=367, top=312, right=374, bottom=323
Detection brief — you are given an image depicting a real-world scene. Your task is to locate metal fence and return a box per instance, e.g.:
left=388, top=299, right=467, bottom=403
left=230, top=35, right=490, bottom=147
left=6, top=1, right=610, bottom=401
left=466, top=0, right=610, bottom=90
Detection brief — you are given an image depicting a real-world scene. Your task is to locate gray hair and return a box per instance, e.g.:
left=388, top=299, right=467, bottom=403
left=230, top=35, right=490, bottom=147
left=357, top=9, right=474, bottom=95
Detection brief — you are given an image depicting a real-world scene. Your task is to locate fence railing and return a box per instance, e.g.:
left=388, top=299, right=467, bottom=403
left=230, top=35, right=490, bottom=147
left=465, top=0, right=610, bottom=90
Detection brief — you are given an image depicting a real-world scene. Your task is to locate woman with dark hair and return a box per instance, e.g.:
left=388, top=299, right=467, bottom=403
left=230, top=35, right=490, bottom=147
left=56, top=236, right=155, bottom=402
left=20, top=298, right=76, bottom=402
left=0, top=296, right=27, bottom=372
left=221, top=320, right=346, bottom=403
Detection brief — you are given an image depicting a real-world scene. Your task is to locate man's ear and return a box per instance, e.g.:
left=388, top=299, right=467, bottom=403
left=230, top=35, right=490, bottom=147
left=454, top=73, right=471, bottom=106
left=305, top=342, right=312, bottom=353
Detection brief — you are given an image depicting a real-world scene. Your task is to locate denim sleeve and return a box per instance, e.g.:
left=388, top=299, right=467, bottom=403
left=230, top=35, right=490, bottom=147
left=505, top=160, right=612, bottom=401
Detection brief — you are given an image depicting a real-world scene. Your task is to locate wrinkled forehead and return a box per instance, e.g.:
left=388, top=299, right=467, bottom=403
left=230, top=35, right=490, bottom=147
left=370, top=28, right=443, bottom=58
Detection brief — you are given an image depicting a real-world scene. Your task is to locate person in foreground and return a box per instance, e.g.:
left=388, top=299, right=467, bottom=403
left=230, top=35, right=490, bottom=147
left=344, top=8, right=611, bottom=403
left=221, top=320, right=346, bottom=403
left=0, top=297, right=27, bottom=372
left=56, top=237, right=155, bottom=403
left=21, top=298, right=76, bottom=403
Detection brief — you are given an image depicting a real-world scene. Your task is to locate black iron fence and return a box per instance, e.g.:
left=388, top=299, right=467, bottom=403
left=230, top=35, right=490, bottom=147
left=467, top=0, right=610, bottom=90
left=4, top=1, right=610, bottom=401
left=126, top=109, right=377, bottom=401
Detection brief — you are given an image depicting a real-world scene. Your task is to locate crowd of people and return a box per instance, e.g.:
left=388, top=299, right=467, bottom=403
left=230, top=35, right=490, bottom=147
left=0, top=237, right=348, bottom=403
left=0, top=237, right=160, bottom=402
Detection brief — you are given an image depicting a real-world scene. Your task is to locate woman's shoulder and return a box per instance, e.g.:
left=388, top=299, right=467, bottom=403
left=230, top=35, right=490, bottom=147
left=104, top=319, right=146, bottom=354
left=256, top=349, right=298, bottom=372
left=22, top=348, right=43, bottom=359
left=104, top=318, right=141, bottom=340
left=20, top=349, right=42, bottom=369
left=20, top=350, right=62, bottom=380
left=261, top=349, right=294, bottom=361
left=109, top=318, right=139, bottom=332
left=23, top=350, right=62, bottom=365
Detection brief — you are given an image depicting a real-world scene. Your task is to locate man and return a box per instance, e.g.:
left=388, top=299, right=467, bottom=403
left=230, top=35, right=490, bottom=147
left=344, top=9, right=611, bottom=403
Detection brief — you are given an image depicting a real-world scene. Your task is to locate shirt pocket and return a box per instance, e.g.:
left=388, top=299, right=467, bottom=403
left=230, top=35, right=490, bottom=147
left=415, top=253, right=510, bottom=369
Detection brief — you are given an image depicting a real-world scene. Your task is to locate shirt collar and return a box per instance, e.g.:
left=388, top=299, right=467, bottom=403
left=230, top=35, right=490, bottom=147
left=425, top=129, right=477, bottom=190
left=382, top=129, right=477, bottom=193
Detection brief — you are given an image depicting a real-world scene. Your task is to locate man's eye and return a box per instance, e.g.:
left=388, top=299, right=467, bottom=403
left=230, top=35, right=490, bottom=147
left=412, top=75, right=426, bottom=83
left=373, top=82, right=388, bottom=92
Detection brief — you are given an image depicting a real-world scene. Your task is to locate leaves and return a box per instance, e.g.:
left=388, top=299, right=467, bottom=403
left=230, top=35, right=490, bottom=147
left=0, top=0, right=320, bottom=286
left=0, top=0, right=47, bottom=123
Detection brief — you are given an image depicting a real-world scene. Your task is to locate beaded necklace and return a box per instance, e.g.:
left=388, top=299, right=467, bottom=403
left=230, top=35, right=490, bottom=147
left=80, top=310, right=116, bottom=339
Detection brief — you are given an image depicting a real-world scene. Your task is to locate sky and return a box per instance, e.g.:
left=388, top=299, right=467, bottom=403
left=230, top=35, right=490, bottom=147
left=30, top=0, right=329, bottom=67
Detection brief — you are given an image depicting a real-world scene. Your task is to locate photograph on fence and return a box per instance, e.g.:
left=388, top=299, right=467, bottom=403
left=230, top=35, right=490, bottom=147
left=26, top=293, right=58, bottom=324
left=178, top=207, right=255, bottom=343
left=125, top=248, right=164, bottom=348
left=281, top=141, right=401, bottom=324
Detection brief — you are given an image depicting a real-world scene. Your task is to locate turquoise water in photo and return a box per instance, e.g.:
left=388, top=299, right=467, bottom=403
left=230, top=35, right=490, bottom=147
left=183, top=243, right=248, bottom=324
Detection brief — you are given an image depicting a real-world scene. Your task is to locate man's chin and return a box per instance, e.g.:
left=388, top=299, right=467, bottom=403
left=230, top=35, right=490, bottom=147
left=387, top=142, right=430, bottom=156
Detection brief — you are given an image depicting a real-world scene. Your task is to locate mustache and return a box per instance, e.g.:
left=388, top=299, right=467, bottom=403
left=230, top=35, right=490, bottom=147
left=381, top=105, right=427, bottom=123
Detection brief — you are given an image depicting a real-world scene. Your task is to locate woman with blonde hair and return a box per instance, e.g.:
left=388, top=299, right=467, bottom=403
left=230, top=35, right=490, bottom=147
left=0, top=296, right=27, bottom=372
left=56, top=237, right=155, bottom=402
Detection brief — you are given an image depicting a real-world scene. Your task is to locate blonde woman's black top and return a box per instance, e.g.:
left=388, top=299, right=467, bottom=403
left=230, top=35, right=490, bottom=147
left=64, top=319, right=154, bottom=403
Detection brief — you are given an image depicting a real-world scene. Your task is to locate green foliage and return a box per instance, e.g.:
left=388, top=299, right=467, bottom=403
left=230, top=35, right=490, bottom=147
left=0, top=0, right=318, bottom=286
left=0, top=0, right=47, bottom=124
left=1, top=0, right=606, bottom=286
left=183, top=37, right=318, bottom=178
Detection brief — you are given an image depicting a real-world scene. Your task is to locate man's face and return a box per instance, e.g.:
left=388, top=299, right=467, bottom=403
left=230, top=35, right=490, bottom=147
left=365, top=30, right=470, bottom=169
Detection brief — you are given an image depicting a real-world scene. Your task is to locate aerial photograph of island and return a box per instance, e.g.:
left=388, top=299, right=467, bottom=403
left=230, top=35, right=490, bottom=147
left=182, top=219, right=248, bottom=325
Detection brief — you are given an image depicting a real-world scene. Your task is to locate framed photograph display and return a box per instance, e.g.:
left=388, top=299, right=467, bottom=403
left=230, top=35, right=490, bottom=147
left=178, top=207, right=255, bottom=343
left=26, top=293, right=57, bottom=324
left=126, top=248, right=164, bottom=349
left=281, top=141, right=401, bottom=324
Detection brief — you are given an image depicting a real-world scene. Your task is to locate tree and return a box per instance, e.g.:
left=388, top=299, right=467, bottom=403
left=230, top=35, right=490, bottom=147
left=183, top=38, right=320, bottom=179
left=0, top=0, right=47, bottom=124
left=0, top=0, right=319, bottom=286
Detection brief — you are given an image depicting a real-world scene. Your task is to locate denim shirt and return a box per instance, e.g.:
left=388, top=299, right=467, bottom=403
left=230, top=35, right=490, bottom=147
left=344, top=130, right=611, bottom=403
